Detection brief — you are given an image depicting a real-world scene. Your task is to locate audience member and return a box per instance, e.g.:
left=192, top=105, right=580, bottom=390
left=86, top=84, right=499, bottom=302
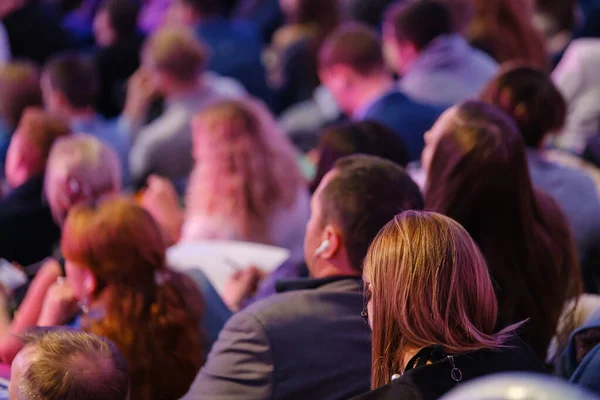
left=0, top=134, right=121, bottom=364
left=233, top=0, right=282, bottom=42
left=269, top=0, right=339, bottom=113
left=93, top=0, right=145, bottom=118
left=42, top=53, right=131, bottom=184
left=142, top=98, right=310, bottom=264
left=0, top=62, right=43, bottom=173
left=60, top=0, right=103, bottom=49
left=436, top=0, right=474, bottom=33
left=340, top=0, right=394, bottom=27
left=310, top=120, right=409, bottom=192
left=467, top=0, right=549, bottom=68
left=424, top=101, right=583, bottom=361
left=39, top=198, right=205, bottom=400
left=181, top=155, right=424, bottom=400
left=480, top=65, right=600, bottom=264
left=123, top=27, right=222, bottom=187
left=318, top=23, right=443, bottom=161
left=9, top=327, right=129, bottom=400
left=534, top=0, right=578, bottom=64
left=0, top=108, right=70, bottom=266
left=383, top=0, right=498, bottom=107
left=352, top=211, right=546, bottom=400
left=139, top=0, right=171, bottom=33
left=166, top=0, right=270, bottom=102
left=1, top=0, right=70, bottom=65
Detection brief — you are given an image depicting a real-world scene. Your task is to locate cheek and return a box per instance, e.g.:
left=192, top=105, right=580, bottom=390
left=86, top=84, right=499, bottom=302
left=65, top=264, right=87, bottom=299
left=367, top=300, right=374, bottom=329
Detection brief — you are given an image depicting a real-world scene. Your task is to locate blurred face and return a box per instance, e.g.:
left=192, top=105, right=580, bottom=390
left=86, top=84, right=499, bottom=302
left=304, top=170, right=335, bottom=276
left=383, top=24, right=418, bottom=76
left=93, top=9, right=116, bottom=47
left=421, top=106, right=457, bottom=175
left=165, top=0, right=197, bottom=27
left=319, top=66, right=356, bottom=117
left=279, top=0, right=299, bottom=18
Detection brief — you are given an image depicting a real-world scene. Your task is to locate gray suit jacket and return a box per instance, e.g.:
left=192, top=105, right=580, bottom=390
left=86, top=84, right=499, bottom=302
left=181, top=277, right=371, bottom=400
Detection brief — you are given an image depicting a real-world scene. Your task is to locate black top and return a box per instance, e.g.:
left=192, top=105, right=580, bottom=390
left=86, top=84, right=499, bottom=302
left=0, top=175, right=60, bottom=266
left=351, top=337, right=547, bottom=400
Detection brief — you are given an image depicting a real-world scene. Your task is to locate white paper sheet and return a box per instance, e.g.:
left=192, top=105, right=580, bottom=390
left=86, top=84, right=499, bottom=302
left=166, top=240, right=291, bottom=296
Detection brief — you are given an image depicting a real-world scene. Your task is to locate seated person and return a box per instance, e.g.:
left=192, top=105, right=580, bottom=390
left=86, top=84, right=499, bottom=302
left=352, top=211, right=546, bottom=400
left=123, top=27, right=223, bottom=187
left=42, top=53, right=132, bottom=185
left=383, top=0, right=498, bottom=107
left=166, top=0, right=270, bottom=102
left=181, top=155, right=424, bottom=400
left=0, top=108, right=70, bottom=266
left=10, top=327, right=129, bottom=400
left=93, top=0, right=145, bottom=118
left=39, top=198, right=205, bottom=400
left=318, top=23, right=443, bottom=162
left=480, top=65, right=600, bottom=267
left=0, top=62, right=43, bottom=175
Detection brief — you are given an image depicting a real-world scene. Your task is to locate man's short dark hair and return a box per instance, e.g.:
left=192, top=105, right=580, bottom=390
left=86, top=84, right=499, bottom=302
left=385, top=0, right=453, bottom=51
left=16, top=327, right=129, bottom=400
left=319, top=155, right=424, bottom=272
left=318, top=22, right=385, bottom=75
left=178, top=0, right=221, bottom=15
left=101, top=0, right=141, bottom=39
left=45, top=53, right=98, bottom=109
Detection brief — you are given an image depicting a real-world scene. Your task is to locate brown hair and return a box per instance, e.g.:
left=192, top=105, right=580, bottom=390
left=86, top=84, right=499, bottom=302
left=18, top=108, right=71, bottom=162
left=319, top=155, right=424, bottom=272
left=285, top=0, right=339, bottom=39
left=318, top=22, right=385, bottom=75
left=425, top=101, right=582, bottom=360
left=364, top=211, right=519, bottom=389
left=61, top=198, right=205, bottom=400
left=16, top=327, right=129, bottom=400
left=45, top=53, right=99, bottom=109
left=0, top=62, right=43, bottom=129
left=468, top=0, right=549, bottom=69
left=479, top=64, right=566, bottom=148
left=143, top=27, right=208, bottom=82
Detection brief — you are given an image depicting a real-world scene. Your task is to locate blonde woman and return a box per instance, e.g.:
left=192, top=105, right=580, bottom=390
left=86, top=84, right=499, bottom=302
left=352, top=211, right=546, bottom=400
left=143, top=98, right=310, bottom=263
left=0, top=134, right=121, bottom=363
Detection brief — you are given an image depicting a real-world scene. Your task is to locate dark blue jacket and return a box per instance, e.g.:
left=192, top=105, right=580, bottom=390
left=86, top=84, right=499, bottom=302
left=359, top=91, right=445, bottom=162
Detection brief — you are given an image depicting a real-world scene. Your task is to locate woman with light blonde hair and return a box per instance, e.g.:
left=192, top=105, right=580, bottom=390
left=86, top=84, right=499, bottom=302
left=352, top=211, right=546, bottom=400
left=0, top=134, right=121, bottom=364
left=143, top=98, right=310, bottom=262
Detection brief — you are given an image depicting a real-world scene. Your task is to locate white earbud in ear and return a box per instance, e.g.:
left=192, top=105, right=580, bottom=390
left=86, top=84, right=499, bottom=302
left=314, top=239, right=331, bottom=257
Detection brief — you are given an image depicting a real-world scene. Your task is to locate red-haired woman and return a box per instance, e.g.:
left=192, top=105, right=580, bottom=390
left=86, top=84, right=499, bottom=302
left=352, top=211, right=546, bottom=400
left=38, top=198, right=205, bottom=400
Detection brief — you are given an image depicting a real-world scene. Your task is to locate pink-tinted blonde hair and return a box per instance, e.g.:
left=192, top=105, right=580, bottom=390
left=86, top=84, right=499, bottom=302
left=363, top=211, right=520, bottom=389
left=184, top=98, right=303, bottom=244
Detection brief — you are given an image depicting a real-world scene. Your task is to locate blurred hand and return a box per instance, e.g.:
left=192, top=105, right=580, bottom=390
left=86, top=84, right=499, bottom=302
left=0, top=334, right=22, bottom=364
left=37, top=278, right=79, bottom=327
left=141, top=175, right=183, bottom=246
left=123, top=69, right=158, bottom=126
left=222, top=266, right=267, bottom=312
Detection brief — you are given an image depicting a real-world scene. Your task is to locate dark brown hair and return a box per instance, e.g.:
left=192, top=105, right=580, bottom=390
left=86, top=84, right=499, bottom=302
left=385, top=0, right=453, bottom=51
left=318, top=22, right=385, bottom=75
left=45, top=53, right=99, bottom=109
left=480, top=64, right=566, bottom=148
left=100, top=0, right=141, bottom=40
left=425, top=101, right=582, bottom=360
left=62, top=198, right=205, bottom=400
left=286, top=0, right=339, bottom=39
left=311, top=121, right=409, bottom=192
left=319, top=155, right=424, bottom=272
left=0, top=62, right=43, bottom=129
left=18, top=108, right=72, bottom=163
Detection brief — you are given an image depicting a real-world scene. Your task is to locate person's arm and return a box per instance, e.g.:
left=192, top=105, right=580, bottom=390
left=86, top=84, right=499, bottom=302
left=181, top=310, right=274, bottom=400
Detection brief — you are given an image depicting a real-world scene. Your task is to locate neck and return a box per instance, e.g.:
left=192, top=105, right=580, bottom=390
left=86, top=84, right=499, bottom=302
left=311, top=261, right=361, bottom=280
left=166, top=79, right=204, bottom=99
left=350, top=74, right=395, bottom=117
left=63, top=107, right=96, bottom=122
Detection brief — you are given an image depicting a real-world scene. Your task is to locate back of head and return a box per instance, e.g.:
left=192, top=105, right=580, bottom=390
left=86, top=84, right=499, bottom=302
left=45, top=134, right=121, bottom=225
left=479, top=64, right=566, bottom=148
left=436, top=0, right=475, bottom=33
left=312, top=121, right=409, bottom=191
left=0, top=62, right=42, bottom=129
left=319, top=22, right=385, bottom=76
left=61, top=198, right=204, bottom=400
left=13, top=327, right=128, bottom=400
left=319, top=155, right=423, bottom=271
left=179, top=0, right=221, bottom=15
left=101, top=0, right=141, bottom=40
left=285, top=0, right=339, bottom=38
left=425, top=101, right=581, bottom=359
left=17, top=108, right=72, bottom=165
left=364, top=211, right=515, bottom=389
left=44, top=53, right=99, bottom=110
left=384, top=0, right=453, bottom=51
left=143, top=27, right=207, bottom=83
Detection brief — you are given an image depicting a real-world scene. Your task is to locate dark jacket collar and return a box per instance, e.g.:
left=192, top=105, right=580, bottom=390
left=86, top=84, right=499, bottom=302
left=276, top=276, right=362, bottom=294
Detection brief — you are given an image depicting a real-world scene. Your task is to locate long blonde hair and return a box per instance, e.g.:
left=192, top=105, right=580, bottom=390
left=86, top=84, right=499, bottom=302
left=184, top=98, right=303, bottom=244
left=364, top=211, right=519, bottom=389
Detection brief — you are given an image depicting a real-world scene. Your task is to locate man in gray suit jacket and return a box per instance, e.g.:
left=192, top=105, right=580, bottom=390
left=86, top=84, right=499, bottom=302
left=181, top=155, right=424, bottom=400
